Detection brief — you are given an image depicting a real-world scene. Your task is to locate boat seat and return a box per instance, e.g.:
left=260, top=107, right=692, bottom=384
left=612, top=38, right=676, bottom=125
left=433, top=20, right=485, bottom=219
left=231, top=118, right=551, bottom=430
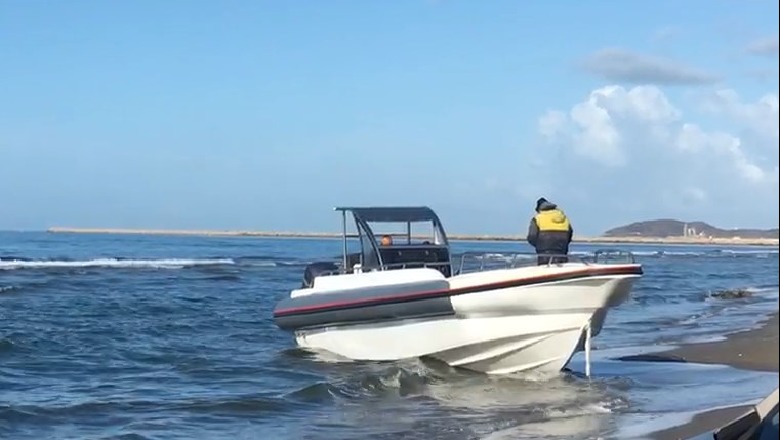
left=379, top=245, right=451, bottom=277
left=346, top=253, right=361, bottom=269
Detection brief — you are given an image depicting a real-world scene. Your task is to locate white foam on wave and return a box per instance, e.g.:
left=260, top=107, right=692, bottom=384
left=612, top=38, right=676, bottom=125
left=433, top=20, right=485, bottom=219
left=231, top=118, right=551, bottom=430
left=0, top=258, right=235, bottom=270
left=601, top=282, right=779, bottom=349
left=720, top=248, right=779, bottom=254
left=478, top=400, right=617, bottom=440
left=629, top=249, right=779, bottom=257
left=631, top=250, right=697, bottom=256
left=241, top=261, right=278, bottom=267
left=612, top=384, right=774, bottom=440
left=677, top=286, right=780, bottom=328
left=569, top=347, right=779, bottom=439
left=466, top=249, right=778, bottom=261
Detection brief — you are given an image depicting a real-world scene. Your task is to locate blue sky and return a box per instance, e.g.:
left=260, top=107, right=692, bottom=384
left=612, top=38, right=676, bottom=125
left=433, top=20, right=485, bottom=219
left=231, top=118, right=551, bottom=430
left=1, top=0, right=778, bottom=235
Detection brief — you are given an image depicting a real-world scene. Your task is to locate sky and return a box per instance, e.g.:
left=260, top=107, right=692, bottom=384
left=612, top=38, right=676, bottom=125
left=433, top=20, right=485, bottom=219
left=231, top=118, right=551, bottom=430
left=1, top=0, right=778, bottom=235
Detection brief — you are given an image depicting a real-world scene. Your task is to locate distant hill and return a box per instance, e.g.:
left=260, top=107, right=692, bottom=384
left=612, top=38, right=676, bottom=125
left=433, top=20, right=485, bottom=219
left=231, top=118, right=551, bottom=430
left=604, top=219, right=780, bottom=239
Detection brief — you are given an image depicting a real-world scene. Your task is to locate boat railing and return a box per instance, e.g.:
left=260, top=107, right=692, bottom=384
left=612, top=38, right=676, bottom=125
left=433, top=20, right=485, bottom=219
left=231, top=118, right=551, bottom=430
left=309, top=261, right=454, bottom=278
left=456, top=249, right=636, bottom=275
left=311, top=249, right=635, bottom=280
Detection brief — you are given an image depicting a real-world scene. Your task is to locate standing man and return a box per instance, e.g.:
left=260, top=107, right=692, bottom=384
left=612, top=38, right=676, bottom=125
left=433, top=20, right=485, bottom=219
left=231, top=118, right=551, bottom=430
left=526, top=197, right=574, bottom=265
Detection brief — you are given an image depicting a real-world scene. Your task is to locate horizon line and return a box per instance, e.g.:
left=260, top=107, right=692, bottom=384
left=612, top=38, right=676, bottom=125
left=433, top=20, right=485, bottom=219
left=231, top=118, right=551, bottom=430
left=22, top=226, right=780, bottom=247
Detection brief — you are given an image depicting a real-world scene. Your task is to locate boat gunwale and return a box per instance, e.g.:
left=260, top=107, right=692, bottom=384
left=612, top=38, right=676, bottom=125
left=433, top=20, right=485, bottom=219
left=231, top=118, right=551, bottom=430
left=273, top=264, right=643, bottom=318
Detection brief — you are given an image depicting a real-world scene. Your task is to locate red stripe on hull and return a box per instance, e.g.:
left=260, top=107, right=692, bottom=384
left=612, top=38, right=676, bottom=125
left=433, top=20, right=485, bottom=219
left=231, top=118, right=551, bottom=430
left=274, top=264, right=643, bottom=317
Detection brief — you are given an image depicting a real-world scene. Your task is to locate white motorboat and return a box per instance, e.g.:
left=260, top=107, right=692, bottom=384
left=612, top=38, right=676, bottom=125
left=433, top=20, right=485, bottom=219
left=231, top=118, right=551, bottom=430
left=273, top=206, right=643, bottom=376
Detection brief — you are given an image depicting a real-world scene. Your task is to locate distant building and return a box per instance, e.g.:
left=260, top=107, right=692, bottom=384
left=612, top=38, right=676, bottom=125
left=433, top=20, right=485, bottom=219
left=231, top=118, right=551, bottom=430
left=683, top=223, right=704, bottom=238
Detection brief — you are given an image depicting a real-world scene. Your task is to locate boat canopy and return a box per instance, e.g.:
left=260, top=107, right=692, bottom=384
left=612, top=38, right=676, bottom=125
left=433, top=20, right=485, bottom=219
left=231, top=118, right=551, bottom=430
left=333, top=206, right=452, bottom=276
left=335, top=206, right=443, bottom=224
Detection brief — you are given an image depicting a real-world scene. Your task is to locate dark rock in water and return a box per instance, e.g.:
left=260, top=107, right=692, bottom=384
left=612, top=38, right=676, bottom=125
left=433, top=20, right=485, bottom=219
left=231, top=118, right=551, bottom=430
left=710, top=288, right=753, bottom=299
left=616, top=354, right=688, bottom=363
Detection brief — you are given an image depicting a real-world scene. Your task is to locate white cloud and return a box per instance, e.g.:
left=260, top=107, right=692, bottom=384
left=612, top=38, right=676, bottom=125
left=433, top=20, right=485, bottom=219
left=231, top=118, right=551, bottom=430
left=537, top=110, right=567, bottom=139
left=569, top=96, right=624, bottom=166
left=651, top=26, right=679, bottom=43
left=746, top=35, right=779, bottom=58
left=682, top=186, right=707, bottom=202
left=535, top=85, right=779, bottom=230
left=699, top=89, right=779, bottom=140
left=579, top=48, right=719, bottom=85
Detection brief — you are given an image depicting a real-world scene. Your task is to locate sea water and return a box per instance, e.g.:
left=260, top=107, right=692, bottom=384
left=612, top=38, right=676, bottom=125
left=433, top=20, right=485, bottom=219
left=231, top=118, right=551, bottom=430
left=1, top=232, right=778, bottom=439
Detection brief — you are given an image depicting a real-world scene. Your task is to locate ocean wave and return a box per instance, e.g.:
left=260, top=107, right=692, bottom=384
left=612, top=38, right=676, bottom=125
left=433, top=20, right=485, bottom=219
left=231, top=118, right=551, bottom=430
left=700, top=286, right=779, bottom=303
left=233, top=256, right=312, bottom=268
left=0, top=255, right=316, bottom=270
left=0, top=258, right=235, bottom=270
left=271, top=349, right=452, bottom=394
left=0, top=394, right=289, bottom=421
left=286, top=366, right=438, bottom=404
left=3, top=248, right=772, bottom=271
left=457, top=249, right=779, bottom=261
left=630, top=249, right=778, bottom=257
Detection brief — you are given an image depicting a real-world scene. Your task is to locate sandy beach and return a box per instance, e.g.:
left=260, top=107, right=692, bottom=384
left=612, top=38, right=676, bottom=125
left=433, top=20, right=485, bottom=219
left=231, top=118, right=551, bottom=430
left=656, top=313, right=779, bottom=373
left=44, top=227, right=780, bottom=247
left=648, top=312, right=779, bottom=439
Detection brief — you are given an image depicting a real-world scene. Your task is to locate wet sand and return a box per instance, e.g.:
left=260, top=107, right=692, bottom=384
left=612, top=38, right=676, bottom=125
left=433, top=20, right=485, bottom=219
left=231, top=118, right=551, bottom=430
left=649, top=312, right=779, bottom=440
left=657, top=313, right=778, bottom=373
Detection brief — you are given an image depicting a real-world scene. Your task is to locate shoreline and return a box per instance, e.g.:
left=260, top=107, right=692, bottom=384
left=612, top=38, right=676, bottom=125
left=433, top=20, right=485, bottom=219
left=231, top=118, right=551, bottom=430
left=653, top=312, right=779, bottom=373
left=648, top=312, right=779, bottom=440
left=42, top=227, right=780, bottom=247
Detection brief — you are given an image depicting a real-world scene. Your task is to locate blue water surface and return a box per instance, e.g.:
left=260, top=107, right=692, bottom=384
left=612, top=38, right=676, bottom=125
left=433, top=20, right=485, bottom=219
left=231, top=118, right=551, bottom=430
left=1, top=232, right=778, bottom=439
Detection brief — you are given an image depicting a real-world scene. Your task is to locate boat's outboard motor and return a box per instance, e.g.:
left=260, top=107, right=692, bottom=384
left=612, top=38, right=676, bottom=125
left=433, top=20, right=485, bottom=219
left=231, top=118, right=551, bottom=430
left=301, top=261, right=339, bottom=288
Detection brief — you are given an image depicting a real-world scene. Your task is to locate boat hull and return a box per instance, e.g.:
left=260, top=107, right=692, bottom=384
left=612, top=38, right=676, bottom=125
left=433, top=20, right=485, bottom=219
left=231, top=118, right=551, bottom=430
left=295, top=313, right=592, bottom=375
left=284, top=267, right=640, bottom=376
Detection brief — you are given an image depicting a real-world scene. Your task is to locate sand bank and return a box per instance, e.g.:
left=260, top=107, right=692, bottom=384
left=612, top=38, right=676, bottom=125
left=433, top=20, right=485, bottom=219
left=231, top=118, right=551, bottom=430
left=654, top=313, right=779, bottom=373
left=648, top=312, right=779, bottom=440
left=45, top=227, right=780, bottom=247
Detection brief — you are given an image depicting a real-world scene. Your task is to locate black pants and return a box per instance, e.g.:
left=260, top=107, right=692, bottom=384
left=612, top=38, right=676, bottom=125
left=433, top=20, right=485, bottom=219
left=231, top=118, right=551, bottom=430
left=537, top=254, right=569, bottom=265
